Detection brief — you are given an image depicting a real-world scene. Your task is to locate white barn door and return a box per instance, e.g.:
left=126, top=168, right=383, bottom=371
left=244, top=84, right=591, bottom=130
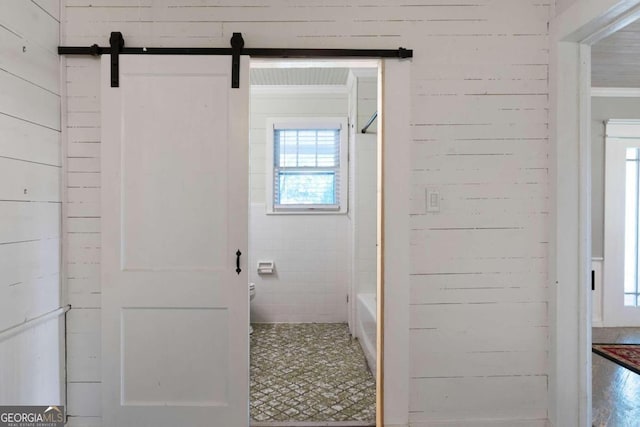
left=100, top=55, right=249, bottom=427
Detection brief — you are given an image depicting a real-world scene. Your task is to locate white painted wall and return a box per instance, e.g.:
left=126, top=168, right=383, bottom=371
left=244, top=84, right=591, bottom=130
left=0, top=0, right=63, bottom=407
left=248, top=90, right=349, bottom=323
left=62, top=1, right=551, bottom=425
left=348, top=70, right=378, bottom=334
left=590, top=97, right=640, bottom=258
left=348, top=71, right=378, bottom=308
left=555, top=0, right=581, bottom=16
left=355, top=76, right=377, bottom=296
left=351, top=74, right=378, bottom=299
left=352, top=134, right=377, bottom=296
left=356, top=76, right=377, bottom=134
left=347, top=73, right=358, bottom=334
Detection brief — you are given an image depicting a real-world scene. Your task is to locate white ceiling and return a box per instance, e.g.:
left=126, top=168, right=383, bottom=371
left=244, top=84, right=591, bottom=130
left=592, top=20, right=640, bottom=88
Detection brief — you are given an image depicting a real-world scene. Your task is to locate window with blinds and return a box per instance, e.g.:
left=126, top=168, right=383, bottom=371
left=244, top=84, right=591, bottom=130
left=267, top=118, right=348, bottom=213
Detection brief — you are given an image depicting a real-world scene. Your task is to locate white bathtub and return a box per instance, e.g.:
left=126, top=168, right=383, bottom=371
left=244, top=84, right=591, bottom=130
left=356, top=292, right=377, bottom=375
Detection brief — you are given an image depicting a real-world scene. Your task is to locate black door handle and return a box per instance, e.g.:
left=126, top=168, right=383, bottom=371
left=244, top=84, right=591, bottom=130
left=236, top=250, right=242, bottom=275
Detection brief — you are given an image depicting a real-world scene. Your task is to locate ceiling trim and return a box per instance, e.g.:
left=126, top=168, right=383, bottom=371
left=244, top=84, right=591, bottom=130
left=581, top=3, right=640, bottom=45
left=591, top=87, right=640, bottom=97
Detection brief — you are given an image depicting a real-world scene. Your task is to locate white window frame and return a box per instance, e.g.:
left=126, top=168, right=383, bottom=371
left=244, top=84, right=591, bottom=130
left=266, top=117, right=349, bottom=214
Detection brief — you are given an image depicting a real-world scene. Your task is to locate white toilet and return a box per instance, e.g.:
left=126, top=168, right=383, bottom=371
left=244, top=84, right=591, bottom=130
left=249, top=283, right=256, bottom=334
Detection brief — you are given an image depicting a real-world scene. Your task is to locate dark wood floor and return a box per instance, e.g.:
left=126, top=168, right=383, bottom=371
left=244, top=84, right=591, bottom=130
left=592, top=328, right=640, bottom=427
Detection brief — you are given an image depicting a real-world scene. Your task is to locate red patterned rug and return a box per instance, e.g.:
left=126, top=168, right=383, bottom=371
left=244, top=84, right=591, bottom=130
left=593, top=343, right=640, bottom=375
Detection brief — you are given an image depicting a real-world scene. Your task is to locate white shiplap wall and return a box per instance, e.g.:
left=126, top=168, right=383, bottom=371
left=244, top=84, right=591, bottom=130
left=64, top=56, right=102, bottom=426
left=0, top=0, right=63, bottom=406
left=62, top=1, right=551, bottom=425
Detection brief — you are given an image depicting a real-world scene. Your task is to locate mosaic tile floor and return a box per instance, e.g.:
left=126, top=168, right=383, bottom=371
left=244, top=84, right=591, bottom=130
left=250, top=323, right=376, bottom=424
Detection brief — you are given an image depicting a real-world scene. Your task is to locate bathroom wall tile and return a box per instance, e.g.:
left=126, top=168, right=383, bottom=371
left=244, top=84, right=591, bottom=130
left=247, top=90, right=371, bottom=324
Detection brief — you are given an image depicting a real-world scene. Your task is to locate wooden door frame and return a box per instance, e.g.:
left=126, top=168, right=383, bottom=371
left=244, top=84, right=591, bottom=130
left=550, top=1, right=640, bottom=426
left=378, top=59, right=411, bottom=427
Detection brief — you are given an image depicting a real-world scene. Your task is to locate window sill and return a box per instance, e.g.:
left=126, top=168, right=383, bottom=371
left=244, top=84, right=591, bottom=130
left=266, top=208, right=347, bottom=215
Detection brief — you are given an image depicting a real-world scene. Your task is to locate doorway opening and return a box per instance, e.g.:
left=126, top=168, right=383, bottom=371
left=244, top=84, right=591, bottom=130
left=552, top=7, right=640, bottom=425
left=590, top=20, right=640, bottom=419
left=247, top=59, right=381, bottom=426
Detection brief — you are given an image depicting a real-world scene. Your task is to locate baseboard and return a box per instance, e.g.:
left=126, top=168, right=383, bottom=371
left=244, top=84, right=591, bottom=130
left=409, top=418, right=549, bottom=427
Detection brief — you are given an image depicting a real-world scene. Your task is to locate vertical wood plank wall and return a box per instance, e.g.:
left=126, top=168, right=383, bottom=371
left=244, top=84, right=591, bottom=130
left=62, top=1, right=551, bottom=425
left=0, top=0, right=63, bottom=406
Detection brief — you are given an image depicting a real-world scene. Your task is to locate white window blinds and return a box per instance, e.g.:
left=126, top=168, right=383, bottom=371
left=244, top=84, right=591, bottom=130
left=273, top=128, right=342, bottom=209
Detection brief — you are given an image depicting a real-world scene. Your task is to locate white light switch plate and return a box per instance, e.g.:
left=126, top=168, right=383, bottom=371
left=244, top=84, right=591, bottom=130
left=426, top=189, right=440, bottom=213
